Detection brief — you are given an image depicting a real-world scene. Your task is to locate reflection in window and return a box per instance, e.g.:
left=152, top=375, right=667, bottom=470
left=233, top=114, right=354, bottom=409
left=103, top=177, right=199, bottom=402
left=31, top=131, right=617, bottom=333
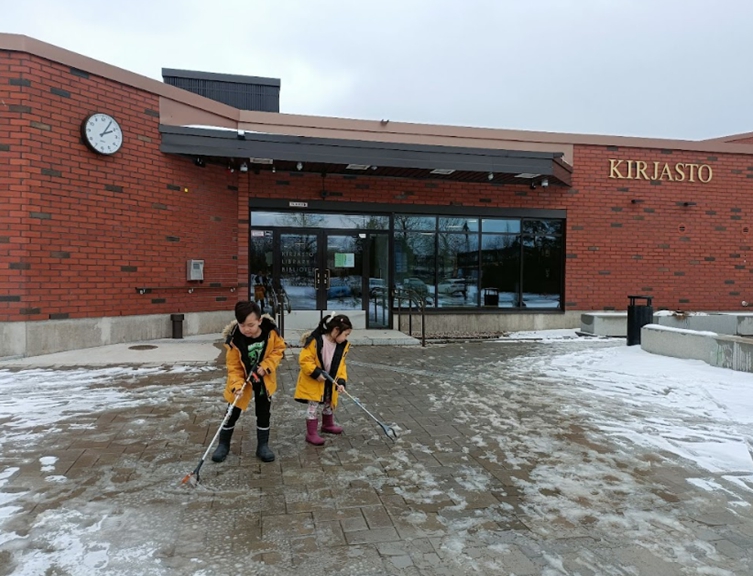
left=482, top=219, right=521, bottom=234
left=480, top=234, right=521, bottom=308
left=249, top=231, right=274, bottom=301
left=522, top=235, right=562, bottom=309
left=439, top=217, right=479, bottom=233
left=394, top=231, right=436, bottom=304
left=251, top=211, right=389, bottom=230
left=438, top=233, right=479, bottom=307
left=394, top=215, right=436, bottom=231
left=522, top=219, right=563, bottom=235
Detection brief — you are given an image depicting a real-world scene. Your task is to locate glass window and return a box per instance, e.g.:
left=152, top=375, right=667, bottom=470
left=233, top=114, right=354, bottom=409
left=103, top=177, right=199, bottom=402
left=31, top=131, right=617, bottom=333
left=394, top=231, right=436, bottom=305
left=439, top=217, right=479, bottom=233
left=394, top=215, right=436, bottom=231
left=522, top=219, right=563, bottom=236
left=249, top=231, right=274, bottom=303
left=251, top=211, right=389, bottom=230
left=437, top=233, right=479, bottom=308
left=482, top=219, right=521, bottom=234
left=480, top=234, right=521, bottom=308
left=521, top=235, right=563, bottom=309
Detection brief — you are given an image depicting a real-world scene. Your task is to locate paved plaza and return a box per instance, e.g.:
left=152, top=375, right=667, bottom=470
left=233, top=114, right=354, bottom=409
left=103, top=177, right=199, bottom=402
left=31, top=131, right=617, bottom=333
left=1, top=337, right=752, bottom=575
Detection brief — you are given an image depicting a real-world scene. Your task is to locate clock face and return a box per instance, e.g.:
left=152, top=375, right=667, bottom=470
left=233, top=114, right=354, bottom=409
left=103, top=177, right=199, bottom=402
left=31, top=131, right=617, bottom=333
left=81, top=113, right=123, bottom=155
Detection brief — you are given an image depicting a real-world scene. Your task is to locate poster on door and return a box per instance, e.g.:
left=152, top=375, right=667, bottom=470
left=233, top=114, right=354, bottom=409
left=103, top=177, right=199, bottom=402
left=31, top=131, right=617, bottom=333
left=334, top=253, right=355, bottom=268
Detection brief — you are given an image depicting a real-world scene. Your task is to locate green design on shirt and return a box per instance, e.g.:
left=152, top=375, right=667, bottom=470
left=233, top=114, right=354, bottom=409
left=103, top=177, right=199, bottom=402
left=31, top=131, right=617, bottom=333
left=247, top=341, right=265, bottom=368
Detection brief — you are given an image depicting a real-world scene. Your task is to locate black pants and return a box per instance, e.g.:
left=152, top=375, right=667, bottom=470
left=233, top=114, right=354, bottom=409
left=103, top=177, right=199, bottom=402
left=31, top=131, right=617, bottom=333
left=224, top=380, right=271, bottom=429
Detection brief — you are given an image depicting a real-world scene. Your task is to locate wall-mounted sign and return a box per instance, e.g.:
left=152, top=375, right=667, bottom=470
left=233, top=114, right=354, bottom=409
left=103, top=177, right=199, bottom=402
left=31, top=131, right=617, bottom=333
left=609, top=159, right=712, bottom=183
left=289, top=201, right=308, bottom=208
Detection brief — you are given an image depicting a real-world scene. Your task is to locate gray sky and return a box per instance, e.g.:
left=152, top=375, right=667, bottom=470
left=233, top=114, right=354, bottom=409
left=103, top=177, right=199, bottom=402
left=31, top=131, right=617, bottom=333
left=4, top=0, right=752, bottom=140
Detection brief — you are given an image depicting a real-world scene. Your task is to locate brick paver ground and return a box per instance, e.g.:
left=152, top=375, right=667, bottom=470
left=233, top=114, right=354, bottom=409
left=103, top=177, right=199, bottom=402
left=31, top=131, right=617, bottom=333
left=1, top=340, right=751, bottom=575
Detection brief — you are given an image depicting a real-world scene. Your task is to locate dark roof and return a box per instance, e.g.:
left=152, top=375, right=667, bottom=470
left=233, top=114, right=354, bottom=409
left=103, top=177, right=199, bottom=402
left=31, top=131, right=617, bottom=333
left=161, top=68, right=280, bottom=87
left=159, top=125, right=572, bottom=186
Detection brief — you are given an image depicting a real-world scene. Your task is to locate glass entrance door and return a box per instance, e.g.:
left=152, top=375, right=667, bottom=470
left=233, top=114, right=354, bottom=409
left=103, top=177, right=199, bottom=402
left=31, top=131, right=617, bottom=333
left=366, top=233, right=390, bottom=328
left=254, top=228, right=391, bottom=329
left=279, top=232, right=319, bottom=310
left=325, top=233, right=363, bottom=312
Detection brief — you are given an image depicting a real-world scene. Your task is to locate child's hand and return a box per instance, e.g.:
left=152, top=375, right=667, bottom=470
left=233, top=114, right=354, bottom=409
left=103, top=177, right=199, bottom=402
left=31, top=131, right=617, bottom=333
left=317, top=374, right=326, bottom=382
left=336, top=384, right=345, bottom=393
left=256, top=366, right=267, bottom=377
left=336, top=378, right=346, bottom=393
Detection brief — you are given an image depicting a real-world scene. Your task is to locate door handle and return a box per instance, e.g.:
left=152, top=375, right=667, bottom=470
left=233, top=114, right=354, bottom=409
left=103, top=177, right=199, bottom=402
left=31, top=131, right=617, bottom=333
left=314, top=268, right=320, bottom=289
left=324, top=269, right=331, bottom=289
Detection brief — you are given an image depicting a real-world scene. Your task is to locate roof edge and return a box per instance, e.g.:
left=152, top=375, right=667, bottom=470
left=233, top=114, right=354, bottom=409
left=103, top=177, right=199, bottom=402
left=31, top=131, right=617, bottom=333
left=2, top=33, right=751, bottom=158
left=0, top=33, right=240, bottom=122
left=235, top=110, right=753, bottom=156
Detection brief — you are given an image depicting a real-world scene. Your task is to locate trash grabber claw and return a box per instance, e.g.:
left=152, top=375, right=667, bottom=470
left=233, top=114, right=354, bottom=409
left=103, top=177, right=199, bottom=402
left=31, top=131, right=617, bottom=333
left=180, top=369, right=260, bottom=486
left=322, top=372, right=398, bottom=441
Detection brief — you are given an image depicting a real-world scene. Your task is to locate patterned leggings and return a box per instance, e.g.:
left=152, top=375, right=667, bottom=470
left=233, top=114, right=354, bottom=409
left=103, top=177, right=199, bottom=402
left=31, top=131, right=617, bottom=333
left=306, top=401, right=333, bottom=420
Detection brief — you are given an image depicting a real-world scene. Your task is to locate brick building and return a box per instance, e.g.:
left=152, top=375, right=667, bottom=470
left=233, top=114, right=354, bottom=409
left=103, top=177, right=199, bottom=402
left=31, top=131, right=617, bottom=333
left=2, top=34, right=752, bottom=357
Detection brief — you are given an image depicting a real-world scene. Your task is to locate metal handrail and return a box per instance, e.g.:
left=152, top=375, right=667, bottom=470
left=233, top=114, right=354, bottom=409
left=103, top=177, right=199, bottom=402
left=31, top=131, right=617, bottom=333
left=390, top=286, right=426, bottom=347
left=267, top=286, right=289, bottom=339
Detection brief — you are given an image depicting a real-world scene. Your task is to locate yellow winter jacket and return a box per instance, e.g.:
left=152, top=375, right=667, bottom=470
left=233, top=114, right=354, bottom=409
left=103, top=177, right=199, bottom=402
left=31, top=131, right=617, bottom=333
left=294, top=334, right=350, bottom=409
left=222, top=316, right=286, bottom=410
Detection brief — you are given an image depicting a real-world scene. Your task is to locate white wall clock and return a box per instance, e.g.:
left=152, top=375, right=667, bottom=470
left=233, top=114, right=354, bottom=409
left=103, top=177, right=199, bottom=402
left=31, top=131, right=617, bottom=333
left=81, top=113, right=123, bottom=155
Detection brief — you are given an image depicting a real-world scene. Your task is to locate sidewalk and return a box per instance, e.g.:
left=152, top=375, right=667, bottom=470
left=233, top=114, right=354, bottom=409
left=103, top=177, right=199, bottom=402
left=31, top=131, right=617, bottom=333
left=1, top=337, right=751, bottom=575
left=0, top=329, right=420, bottom=367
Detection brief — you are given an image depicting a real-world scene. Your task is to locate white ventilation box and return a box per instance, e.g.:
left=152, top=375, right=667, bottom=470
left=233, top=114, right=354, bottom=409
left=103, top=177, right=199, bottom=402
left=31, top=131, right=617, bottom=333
left=187, top=259, right=204, bottom=281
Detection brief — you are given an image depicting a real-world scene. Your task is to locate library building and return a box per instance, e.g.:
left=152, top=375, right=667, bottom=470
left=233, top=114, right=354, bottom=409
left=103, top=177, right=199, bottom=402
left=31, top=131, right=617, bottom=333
left=2, top=33, right=753, bottom=357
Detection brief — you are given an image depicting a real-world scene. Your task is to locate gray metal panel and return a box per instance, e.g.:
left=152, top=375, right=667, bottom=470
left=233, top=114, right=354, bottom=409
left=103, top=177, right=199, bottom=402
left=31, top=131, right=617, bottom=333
left=159, top=126, right=569, bottom=180
left=162, top=69, right=280, bottom=112
left=161, top=68, right=280, bottom=87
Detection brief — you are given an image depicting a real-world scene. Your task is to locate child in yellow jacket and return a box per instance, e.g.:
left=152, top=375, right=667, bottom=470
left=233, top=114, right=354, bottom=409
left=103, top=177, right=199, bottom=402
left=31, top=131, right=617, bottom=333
left=212, top=301, right=286, bottom=463
left=294, top=313, right=352, bottom=445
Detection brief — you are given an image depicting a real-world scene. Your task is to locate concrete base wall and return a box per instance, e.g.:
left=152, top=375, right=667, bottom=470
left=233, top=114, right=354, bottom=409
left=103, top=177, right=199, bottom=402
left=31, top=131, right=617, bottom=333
left=0, top=311, right=232, bottom=359
left=0, top=309, right=584, bottom=358
left=654, top=313, right=739, bottom=335
left=642, top=324, right=753, bottom=373
left=397, top=311, right=582, bottom=336
left=282, top=310, right=366, bottom=331
left=580, top=312, right=629, bottom=337
left=581, top=311, right=753, bottom=339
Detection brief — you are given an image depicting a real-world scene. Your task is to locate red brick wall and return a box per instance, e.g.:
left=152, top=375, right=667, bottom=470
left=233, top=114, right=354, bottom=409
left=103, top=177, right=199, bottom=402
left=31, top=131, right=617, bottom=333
left=0, top=52, right=242, bottom=322
left=3, top=50, right=753, bottom=322
left=566, top=145, right=753, bottom=310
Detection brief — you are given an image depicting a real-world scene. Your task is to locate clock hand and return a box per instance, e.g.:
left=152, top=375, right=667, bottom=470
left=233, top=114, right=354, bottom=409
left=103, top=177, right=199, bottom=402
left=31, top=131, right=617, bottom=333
left=99, top=121, right=112, bottom=137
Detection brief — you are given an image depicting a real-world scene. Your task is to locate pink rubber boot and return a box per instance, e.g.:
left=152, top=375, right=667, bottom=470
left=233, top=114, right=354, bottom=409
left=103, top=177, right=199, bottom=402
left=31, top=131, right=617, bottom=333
left=321, top=413, right=343, bottom=434
left=305, top=418, right=325, bottom=445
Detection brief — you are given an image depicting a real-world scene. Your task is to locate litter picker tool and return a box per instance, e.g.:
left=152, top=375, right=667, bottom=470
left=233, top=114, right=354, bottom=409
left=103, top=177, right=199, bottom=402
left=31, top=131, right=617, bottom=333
left=322, top=372, right=398, bottom=441
left=180, top=369, right=261, bottom=487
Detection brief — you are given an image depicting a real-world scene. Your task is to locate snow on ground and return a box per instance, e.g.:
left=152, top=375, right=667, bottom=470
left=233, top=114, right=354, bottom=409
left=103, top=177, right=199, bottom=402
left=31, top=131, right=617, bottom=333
left=502, top=328, right=583, bottom=341
left=1, top=335, right=752, bottom=574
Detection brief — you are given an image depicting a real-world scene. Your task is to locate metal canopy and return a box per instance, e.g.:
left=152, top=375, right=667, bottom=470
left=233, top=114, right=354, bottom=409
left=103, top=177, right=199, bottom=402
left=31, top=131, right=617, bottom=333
left=159, top=125, right=572, bottom=186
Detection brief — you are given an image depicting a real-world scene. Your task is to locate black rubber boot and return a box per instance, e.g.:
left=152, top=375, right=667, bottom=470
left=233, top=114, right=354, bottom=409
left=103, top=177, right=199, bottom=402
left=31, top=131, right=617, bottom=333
left=256, top=428, right=275, bottom=462
left=211, top=428, right=234, bottom=462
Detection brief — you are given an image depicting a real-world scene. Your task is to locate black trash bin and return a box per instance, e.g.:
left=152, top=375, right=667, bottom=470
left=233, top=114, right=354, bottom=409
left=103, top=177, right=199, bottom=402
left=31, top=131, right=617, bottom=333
left=483, top=288, right=499, bottom=306
left=626, top=295, right=653, bottom=346
left=170, top=313, right=184, bottom=339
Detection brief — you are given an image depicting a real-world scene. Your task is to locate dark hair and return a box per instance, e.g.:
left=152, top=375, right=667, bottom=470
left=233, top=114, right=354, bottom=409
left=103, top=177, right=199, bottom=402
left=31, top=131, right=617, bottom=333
left=235, top=300, right=261, bottom=324
left=302, top=313, right=352, bottom=346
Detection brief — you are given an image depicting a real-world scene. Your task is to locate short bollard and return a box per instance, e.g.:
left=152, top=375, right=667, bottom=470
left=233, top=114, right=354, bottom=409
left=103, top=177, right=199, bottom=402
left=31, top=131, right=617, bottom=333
left=627, top=295, right=653, bottom=346
left=170, top=313, right=184, bottom=339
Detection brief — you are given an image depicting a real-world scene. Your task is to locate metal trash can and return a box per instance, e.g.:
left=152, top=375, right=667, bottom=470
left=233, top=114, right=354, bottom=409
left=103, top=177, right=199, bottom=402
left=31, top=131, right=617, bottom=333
left=483, top=288, right=499, bottom=306
left=626, top=295, right=653, bottom=346
left=170, top=313, right=184, bottom=339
